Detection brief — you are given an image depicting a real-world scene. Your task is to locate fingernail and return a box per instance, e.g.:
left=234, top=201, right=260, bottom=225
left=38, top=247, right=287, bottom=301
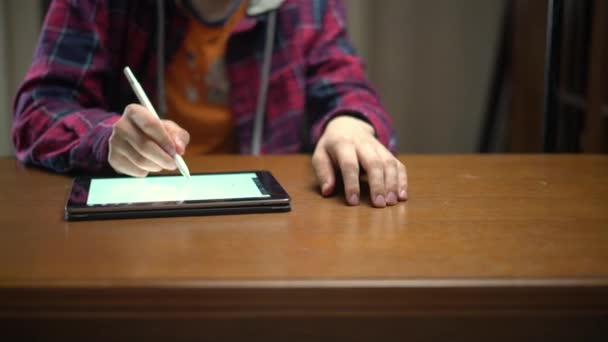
left=179, top=136, right=190, bottom=151
left=321, top=183, right=330, bottom=196
left=164, top=144, right=177, bottom=156
left=399, top=190, right=408, bottom=200
left=386, top=192, right=397, bottom=205
left=374, top=195, right=386, bottom=207
left=175, top=140, right=184, bottom=152
left=348, top=193, right=359, bottom=206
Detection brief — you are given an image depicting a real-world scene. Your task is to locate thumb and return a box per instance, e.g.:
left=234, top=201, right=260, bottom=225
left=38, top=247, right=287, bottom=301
left=162, top=120, right=190, bottom=155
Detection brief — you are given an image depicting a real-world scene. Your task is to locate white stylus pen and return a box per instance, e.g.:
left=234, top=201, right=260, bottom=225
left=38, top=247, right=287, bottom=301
left=123, top=66, right=191, bottom=180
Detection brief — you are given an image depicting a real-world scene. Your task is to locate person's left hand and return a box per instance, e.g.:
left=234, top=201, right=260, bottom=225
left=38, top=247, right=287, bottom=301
left=312, top=115, right=408, bottom=207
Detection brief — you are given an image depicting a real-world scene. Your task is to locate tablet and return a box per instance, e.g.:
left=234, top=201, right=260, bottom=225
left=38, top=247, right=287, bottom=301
left=65, top=171, right=291, bottom=221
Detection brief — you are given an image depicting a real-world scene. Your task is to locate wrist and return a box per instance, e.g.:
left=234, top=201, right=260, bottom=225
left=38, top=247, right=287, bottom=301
left=326, top=114, right=375, bottom=135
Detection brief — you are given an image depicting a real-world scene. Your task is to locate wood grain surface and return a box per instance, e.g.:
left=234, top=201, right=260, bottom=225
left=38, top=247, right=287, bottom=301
left=0, top=155, right=607, bottom=340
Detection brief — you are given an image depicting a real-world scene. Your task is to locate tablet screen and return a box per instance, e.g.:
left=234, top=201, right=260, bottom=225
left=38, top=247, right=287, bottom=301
left=87, top=172, right=270, bottom=205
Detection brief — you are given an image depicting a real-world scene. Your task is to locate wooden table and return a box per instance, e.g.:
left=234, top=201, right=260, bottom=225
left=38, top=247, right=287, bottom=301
left=0, top=155, right=607, bottom=341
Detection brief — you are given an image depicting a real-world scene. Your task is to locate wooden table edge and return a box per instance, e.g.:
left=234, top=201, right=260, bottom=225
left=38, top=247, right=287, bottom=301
left=1, top=278, right=607, bottom=318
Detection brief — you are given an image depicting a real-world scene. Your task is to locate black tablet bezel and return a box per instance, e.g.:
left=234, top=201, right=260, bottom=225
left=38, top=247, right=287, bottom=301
left=65, top=171, right=290, bottom=217
left=65, top=203, right=291, bottom=221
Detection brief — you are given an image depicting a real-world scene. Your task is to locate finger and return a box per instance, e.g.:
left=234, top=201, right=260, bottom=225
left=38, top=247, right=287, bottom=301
left=124, top=104, right=177, bottom=156
left=115, top=118, right=176, bottom=170
left=311, top=145, right=336, bottom=196
left=329, top=142, right=360, bottom=206
left=163, top=120, right=191, bottom=155
left=398, top=161, right=409, bottom=201
left=378, top=148, right=399, bottom=206
left=120, top=140, right=164, bottom=173
left=108, top=152, right=148, bottom=178
left=111, top=134, right=163, bottom=172
left=357, top=143, right=386, bottom=208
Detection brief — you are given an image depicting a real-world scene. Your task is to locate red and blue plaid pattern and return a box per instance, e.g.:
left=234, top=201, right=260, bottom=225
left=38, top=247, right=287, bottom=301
left=12, top=0, right=395, bottom=173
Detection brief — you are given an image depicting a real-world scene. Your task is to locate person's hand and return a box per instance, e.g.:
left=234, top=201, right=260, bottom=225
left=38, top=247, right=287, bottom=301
left=108, top=104, right=190, bottom=177
left=312, top=115, right=408, bottom=207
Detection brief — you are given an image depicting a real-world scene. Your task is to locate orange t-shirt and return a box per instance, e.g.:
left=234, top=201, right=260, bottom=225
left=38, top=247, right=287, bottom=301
left=165, top=1, right=247, bottom=154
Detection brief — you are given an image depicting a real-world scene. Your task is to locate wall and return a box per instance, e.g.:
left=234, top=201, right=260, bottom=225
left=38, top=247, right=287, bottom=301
left=346, top=0, right=504, bottom=153
left=0, top=0, right=42, bottom=157
left=0, top=1, right=10, bottom=157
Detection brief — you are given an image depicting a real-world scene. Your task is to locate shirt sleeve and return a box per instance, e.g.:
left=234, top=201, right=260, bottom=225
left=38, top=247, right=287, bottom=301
left=305, top=0, right=397, bottom=152
left=12, top=0, right=120, bottom=173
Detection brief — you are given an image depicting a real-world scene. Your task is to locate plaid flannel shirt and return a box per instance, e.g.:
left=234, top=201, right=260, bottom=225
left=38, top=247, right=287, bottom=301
left=12, top=0, right=395, bottom=173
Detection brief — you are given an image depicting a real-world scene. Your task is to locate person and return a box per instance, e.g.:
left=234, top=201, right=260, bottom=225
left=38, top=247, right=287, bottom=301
left=12, top=0, right=408, bottom=208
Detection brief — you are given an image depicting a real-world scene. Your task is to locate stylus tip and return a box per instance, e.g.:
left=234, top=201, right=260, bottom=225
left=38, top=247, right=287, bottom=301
left=174, top=155, right=191, bottom=181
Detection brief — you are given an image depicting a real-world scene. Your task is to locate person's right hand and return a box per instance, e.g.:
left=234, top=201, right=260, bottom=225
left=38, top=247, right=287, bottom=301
left=108, top=104, right=190, bottom=177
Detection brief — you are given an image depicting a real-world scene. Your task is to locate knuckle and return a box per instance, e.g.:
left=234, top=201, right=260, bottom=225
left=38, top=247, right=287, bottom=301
left=329, top=135, right=354, bottom=147
left=340, top=161, right=359, bottom=175
left=384, top=157, right=397, bottom=168
left=181, top=130, right=191, bottom=144
left=362, top=141, right=377, bottom=149
left=370, top=177, right=384, bottom=190
left=112, top=121, right=127, bottom=136
left=368, top=160, right=383, bottom=174
left=163, top=119, right=176, bottom=127
left=345, top=183, right=360, bottom=194
left=161, top=120, right=176, bottom=134
left=311, top=153, right=320, bottom=163
left=138, top=117, right=155, bottom=131
left=139, top=140, right=157, bottom=155
left=130, top=134, right=146, bottom=150
left=386, top=178, right=398, bottom=189
left=123, top=104, right=139, bottom=116
left=131, top=153, right=148, bottom=167
left=339, top=135, right=355, bottom=143
left=311, top=154, right=324, bottom=168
